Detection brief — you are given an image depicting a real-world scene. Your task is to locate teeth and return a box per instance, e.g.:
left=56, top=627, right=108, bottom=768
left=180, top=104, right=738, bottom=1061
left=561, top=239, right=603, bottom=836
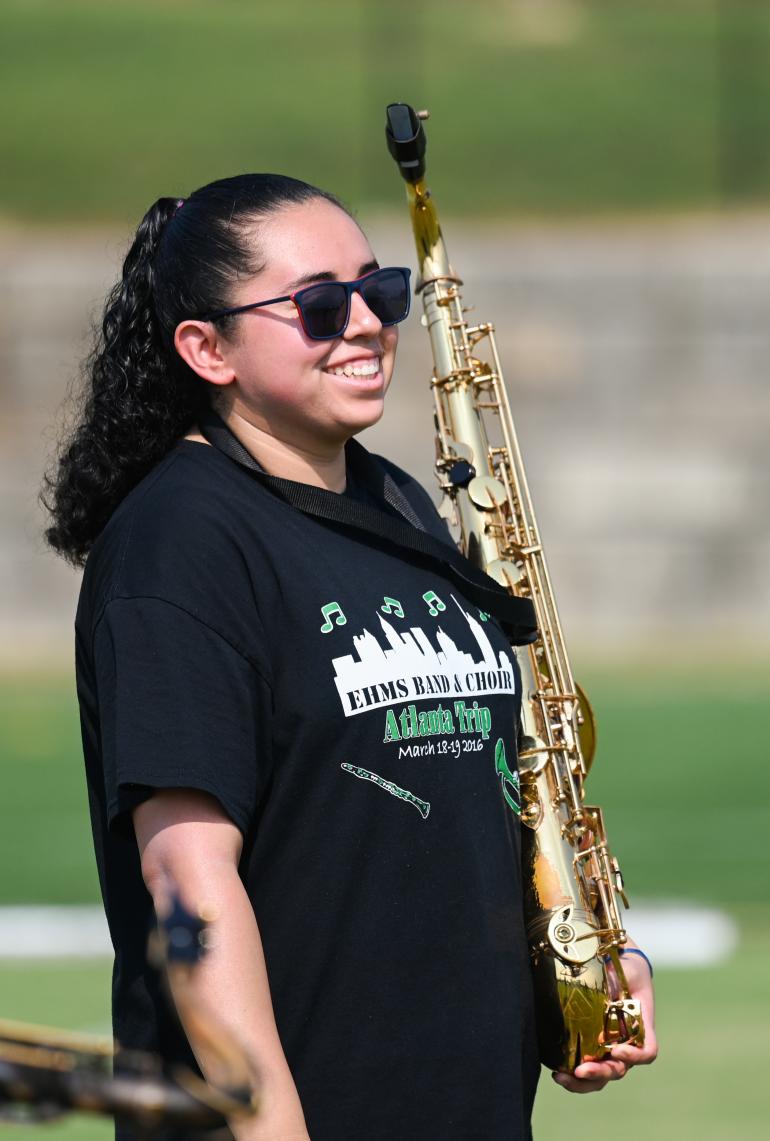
left=330, top=361, right=379, bottom=377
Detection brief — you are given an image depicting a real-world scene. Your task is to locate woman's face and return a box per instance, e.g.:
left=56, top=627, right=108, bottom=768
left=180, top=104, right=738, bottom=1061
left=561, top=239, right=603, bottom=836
left=215, top=198, right=400, bottom=452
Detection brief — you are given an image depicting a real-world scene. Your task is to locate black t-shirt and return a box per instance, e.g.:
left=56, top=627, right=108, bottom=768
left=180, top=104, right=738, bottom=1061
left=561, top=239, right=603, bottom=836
left=75, top=440, right=539, bottom=1141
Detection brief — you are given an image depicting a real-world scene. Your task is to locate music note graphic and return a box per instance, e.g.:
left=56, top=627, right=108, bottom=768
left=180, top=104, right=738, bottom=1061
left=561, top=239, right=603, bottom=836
left=320, top=601, right=347, bottom=633
left=479, top=610, right=490, bottom=622
left=380, top=596, right=404, bottom=618
left=422, top=590, right=446, bottom=617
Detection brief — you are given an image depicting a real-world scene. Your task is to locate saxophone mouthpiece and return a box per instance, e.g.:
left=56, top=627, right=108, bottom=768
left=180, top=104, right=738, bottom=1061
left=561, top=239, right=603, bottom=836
left=385, top=102, right=427, bottom=184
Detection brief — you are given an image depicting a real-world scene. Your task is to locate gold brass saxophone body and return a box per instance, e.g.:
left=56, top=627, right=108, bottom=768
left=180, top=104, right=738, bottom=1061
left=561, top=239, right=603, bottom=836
left=385, top=103, right=644, bottom=1072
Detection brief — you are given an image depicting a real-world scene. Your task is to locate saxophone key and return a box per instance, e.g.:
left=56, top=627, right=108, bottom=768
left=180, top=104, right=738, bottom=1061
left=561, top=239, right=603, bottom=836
left=486, top=558, right=524, bottom=589
left=467, top=475, right=507, bottom=509
left=448, top=460, right=476, bottom=488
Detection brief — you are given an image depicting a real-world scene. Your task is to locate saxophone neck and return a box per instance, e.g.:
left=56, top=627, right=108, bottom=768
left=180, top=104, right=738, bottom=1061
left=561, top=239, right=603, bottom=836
left=405, top=179, right=460, bottom=291
left=384, top=103, right=459, bottom=289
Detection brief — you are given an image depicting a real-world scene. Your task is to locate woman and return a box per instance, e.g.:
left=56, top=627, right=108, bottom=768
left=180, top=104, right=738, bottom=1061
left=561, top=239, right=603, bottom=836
left=45, top=174, right=656, bottom=1140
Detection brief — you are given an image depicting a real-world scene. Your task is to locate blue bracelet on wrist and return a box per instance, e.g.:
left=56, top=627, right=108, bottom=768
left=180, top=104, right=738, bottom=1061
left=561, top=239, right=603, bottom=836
left=617, top=947, right=654, bottom=978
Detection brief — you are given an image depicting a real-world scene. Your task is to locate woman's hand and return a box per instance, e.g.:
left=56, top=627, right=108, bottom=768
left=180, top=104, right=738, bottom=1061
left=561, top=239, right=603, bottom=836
left=551, top=944, right=658, bottom=1094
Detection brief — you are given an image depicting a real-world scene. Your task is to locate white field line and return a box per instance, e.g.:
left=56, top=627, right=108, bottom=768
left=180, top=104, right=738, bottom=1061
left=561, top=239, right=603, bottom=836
left=0, top=907, right=112, bottom=959
left=0, top=902, right=739, bottom=966
left=624, top=902, right=739, bottom=967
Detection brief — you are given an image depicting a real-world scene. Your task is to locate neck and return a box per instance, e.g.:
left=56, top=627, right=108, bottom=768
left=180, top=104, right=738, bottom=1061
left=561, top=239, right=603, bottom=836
left=222, top=407, right=348, bottom=492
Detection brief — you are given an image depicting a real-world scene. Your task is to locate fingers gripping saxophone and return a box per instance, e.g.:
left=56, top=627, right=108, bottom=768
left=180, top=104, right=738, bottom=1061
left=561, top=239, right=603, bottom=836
left=385, top=103, right=644, bottom=1073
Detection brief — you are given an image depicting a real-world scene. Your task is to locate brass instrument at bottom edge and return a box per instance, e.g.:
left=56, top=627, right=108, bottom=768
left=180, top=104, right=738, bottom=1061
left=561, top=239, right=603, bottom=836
left=0, top=897, right=259, bottom=1133
left=385, top=102, right=644, bottom=1071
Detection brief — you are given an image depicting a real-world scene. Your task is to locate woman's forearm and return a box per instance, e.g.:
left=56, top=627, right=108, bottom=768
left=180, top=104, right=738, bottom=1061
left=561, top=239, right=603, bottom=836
left=134, top=795, right=310, bottom=1140
left=172, top=869, right=307, bottom=1139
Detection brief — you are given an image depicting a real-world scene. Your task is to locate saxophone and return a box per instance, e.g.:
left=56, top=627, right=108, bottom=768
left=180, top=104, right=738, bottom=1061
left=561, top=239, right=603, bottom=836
left=385, top=103, right=644, bottom=1072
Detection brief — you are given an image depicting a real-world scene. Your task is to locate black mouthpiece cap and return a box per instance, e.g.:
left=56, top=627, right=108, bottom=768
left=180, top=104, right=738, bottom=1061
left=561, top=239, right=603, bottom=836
left=386, top=102, right=426, bottom=184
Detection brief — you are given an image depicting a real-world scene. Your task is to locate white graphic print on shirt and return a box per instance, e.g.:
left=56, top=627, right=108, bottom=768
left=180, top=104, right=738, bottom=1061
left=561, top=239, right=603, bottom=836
left=323, top=589, right=522, bottom=820
left=330, top=593, right=516, bottom=717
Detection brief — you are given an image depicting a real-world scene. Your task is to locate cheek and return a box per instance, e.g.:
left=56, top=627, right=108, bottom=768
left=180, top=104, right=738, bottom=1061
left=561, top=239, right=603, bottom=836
left=382, top=329, right=399, bottom=377
left=259, top=364, right=322, bottom=412
left=243, top=333, right=326, bottom=398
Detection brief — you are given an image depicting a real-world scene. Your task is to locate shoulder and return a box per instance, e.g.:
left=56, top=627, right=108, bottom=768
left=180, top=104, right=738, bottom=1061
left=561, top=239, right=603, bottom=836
left=97, top=443, right=244, bottom=563
left=78, top=442, right=273, bottom=632
left=120, top=440, right=246, bottom=523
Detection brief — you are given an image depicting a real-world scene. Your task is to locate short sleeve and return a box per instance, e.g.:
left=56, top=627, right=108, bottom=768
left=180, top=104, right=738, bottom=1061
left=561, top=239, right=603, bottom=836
left=93, top=596, right=270, bottom=835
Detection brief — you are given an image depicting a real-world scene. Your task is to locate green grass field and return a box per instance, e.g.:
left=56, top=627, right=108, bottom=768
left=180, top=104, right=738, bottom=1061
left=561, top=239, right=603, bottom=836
left=3, top=0, right=770, bottom=223
left=1, top=666, right=768, bottom=1136
left=0, top=675, right=101, bottom=904
left=2, top=666, right=767, bottom=906
left=0, top=916, right=768, bottom=1140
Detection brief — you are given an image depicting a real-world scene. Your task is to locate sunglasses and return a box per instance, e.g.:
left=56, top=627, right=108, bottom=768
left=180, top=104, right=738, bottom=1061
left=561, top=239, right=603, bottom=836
left=200, top=266, right=412, bottom=341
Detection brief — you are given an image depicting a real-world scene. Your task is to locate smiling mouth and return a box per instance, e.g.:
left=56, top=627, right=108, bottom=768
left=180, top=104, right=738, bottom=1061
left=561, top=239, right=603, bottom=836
left=327, top=359, right=381, bottom=378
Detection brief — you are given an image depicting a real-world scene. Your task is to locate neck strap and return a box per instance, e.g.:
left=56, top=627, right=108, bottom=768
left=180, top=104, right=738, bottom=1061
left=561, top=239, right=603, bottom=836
left=197, top=409, right=537, bottom=646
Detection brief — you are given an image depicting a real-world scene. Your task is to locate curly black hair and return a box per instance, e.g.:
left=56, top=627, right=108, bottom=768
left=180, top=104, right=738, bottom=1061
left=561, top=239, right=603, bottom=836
left=43, top=173, right=345, bottom=566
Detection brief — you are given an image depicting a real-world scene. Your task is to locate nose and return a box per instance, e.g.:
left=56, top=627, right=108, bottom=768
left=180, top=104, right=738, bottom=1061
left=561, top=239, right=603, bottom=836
left=344, top=287, right=383, bottom=339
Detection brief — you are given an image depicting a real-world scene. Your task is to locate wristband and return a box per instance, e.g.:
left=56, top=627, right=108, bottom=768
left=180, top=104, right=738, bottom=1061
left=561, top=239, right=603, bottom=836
left=613, top=947, right=654, bottom=978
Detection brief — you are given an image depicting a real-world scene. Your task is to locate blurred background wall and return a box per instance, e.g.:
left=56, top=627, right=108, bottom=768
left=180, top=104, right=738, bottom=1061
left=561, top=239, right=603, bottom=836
left=1, top=0, right=769, bottom=665
left=4, top=217, right=769, bottom=661
left=0, top=3, right=768, bottom=1139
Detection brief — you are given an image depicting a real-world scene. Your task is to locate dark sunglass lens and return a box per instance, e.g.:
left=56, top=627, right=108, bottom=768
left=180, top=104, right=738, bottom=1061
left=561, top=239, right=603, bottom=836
left=360, top=269, right=409, bottom=325
left=300, top=283, right=349, bottom=339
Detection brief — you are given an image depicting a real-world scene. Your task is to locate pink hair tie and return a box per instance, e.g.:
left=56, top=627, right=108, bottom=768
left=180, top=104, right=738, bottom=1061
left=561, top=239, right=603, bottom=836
left=175, top=198, right=185, bottom=211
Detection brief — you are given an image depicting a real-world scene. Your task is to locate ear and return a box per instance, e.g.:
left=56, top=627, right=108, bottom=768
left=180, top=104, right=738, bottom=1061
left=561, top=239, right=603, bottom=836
left=174, top=320, right=236, bottom=388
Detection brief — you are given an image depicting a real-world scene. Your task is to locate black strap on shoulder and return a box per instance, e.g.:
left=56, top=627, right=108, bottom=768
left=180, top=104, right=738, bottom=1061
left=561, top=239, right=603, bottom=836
left=198, top=409, right=537, bottom=646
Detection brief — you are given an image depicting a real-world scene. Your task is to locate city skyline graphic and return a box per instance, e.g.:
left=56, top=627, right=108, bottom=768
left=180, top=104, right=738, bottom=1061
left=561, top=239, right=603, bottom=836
left=332, top=596, right=516, bottom=717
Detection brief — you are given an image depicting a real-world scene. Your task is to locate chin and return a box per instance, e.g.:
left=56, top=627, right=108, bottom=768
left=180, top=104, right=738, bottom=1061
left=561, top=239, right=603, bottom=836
left=338, top=398, right=386, bottom=436
left=355, top=405, right=386, bottom=435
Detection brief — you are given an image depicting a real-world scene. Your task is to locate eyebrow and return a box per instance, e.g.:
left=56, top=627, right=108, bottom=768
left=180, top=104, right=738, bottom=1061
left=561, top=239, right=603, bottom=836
left=283, top=259, right=380, bottom=293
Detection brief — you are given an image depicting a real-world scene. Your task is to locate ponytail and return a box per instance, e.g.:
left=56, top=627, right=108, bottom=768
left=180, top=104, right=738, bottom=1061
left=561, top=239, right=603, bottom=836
left=43, top=174, right=345, bottom=566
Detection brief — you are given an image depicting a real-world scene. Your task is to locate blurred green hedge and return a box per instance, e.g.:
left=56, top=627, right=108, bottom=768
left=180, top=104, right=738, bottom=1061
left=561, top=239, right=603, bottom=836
left=2, top=0, right=770, bottom=224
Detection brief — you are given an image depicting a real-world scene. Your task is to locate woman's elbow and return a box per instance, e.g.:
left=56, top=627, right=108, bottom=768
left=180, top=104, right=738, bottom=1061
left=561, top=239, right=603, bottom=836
left=133, top=789, right=244, bottom=910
